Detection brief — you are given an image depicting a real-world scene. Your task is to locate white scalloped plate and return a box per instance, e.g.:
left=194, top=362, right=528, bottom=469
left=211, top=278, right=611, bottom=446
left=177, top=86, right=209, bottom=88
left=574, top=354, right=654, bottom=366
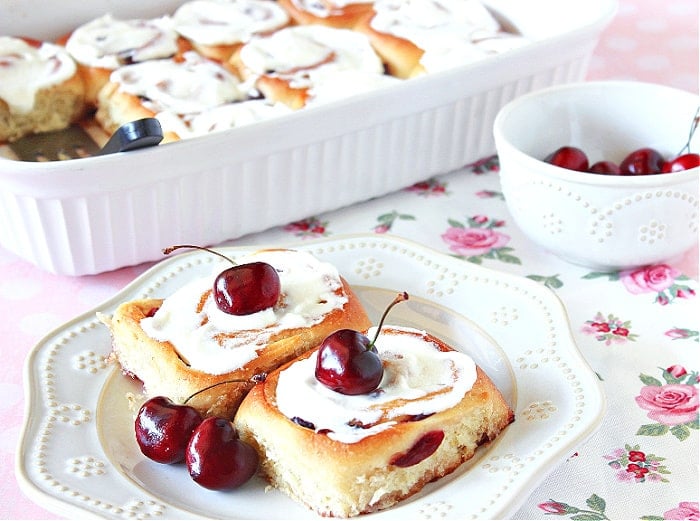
left=17, top=234, right=605, bottom=520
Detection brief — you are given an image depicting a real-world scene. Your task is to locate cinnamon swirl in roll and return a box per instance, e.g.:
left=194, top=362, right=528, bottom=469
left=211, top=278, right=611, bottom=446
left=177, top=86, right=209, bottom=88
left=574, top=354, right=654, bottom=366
left=234, top=325, right=514, bottom=517
left=172, top=0, right=290, bottom=68
left=0, top=36, right=86, bottom=143
left=230, top=24, right=385, bottom=109
left=355, top=0, right=529, bottom=78
left=62, top=14, right=186, bottom=106
left=95, top=51, right=247, bottom=142
left=277, top=0, right=375, bottom=29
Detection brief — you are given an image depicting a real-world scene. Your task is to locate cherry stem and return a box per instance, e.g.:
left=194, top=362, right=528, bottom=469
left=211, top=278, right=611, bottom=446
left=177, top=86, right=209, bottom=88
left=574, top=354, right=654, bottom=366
left=678, top=106, right=700, bottom=156
left=369, top=291, right=409, bottom=348
left=182, top=373, right=267, bottom=405
left=162, top=244, right=237, bottom=266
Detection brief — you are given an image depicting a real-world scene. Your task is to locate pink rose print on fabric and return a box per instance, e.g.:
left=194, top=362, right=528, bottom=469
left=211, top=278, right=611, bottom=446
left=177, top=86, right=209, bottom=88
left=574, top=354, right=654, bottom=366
left=465, top=154, right=500, bottom=174
left=442, top=216, right=520, bottom=265
left=283, top=217, right=329, bottom=238
left=636, top=366, right=699, bottom=441
left=372, top=210, right=415, bottom=234
left=603, top=444, right=670, bottom=483
left=582, top=312, right=638, bottom=345
left=664, top=501, right=699, bottom=520
left=620, top=264, right=696, bottom=306
left=537, top=494, right=608, bottom=519
left=475, top=189, right=505, bottom=200
left=665, top=327, right=699, bottom=342
left=405, top=178, right=449, bottom=197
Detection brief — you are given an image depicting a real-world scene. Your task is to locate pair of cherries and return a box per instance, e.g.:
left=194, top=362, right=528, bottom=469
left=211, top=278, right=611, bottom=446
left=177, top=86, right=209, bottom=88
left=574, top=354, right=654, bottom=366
left=135, top=395, right=259, bottom=490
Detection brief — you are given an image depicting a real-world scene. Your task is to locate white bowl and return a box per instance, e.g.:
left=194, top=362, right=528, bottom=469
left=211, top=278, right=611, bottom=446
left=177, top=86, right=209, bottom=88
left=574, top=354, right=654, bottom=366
left=493, top=80, right=699, bottom=270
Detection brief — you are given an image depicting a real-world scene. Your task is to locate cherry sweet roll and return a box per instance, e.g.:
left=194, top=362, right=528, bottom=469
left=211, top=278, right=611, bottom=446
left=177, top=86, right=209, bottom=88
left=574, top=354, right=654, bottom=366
left=230, top=24, right=385, bottom=109
left=62, top=14, right=185, bottom=107
left=172, top=0, right=291, bottom=69
left=0, top=36, right=86, bottom=143
left=234, top=325, right=514, bottom=517
left=355, top=0, right=529, bottom=78
left=95, top=51, right=248, bottom=142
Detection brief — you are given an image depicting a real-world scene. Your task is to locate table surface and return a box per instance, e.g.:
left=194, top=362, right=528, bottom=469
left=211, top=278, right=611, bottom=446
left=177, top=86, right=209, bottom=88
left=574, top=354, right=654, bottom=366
left=3, top=0, right=698, bottom=519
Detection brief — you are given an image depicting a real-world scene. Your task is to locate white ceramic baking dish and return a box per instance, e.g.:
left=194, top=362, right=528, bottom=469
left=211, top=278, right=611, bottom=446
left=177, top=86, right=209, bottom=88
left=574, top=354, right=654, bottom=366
left=0, top=0, right=617, bottom=275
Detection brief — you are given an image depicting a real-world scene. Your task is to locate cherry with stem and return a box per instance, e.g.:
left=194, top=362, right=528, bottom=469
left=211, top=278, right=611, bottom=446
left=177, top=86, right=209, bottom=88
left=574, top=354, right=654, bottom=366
left=163, top=244, right=281, bottom=316
left=315, top=292, right=409, bottom=395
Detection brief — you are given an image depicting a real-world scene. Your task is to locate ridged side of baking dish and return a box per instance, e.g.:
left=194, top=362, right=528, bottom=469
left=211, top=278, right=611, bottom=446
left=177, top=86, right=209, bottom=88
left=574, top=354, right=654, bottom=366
left=0, top=0, right=617, bottom=275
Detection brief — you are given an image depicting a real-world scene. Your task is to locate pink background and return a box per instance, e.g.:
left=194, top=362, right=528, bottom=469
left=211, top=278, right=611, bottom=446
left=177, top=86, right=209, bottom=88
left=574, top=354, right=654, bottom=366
left=1, top=0, right=698, bottom=518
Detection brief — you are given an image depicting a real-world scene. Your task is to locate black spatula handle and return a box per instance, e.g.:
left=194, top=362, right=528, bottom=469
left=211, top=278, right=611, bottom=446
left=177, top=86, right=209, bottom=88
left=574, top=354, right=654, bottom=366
left=99, top=118, right=164, bottom=155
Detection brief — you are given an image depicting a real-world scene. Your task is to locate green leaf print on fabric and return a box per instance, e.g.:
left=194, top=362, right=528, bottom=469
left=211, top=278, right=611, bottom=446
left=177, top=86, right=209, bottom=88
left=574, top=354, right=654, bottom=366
left=372, top=210, right=416, bottom=234
left=538, top=494, right=609, bottom=519
left=527, top=274, right=564, bottom=289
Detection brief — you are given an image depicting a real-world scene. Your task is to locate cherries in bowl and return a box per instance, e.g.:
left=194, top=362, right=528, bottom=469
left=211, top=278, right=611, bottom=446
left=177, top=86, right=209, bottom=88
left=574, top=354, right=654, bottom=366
left=493, top=80, right=699, bottom=271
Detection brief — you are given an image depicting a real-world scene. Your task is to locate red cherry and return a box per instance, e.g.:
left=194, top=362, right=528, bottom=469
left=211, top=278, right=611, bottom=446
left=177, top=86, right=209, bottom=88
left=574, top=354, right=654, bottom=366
left=186, top=417, right=259, bottom=490
left=619, top=147, right=665, bottom=175
left=544, top=146, right=589, bottom=172
left=163, top=245, right=281, bottom=316
left=315, top=292, right=408, bottom=395
left=315, top=329, right=384, bottom=395
left=661, top=152, right=700, bottom=173
left=214, top=261, right=281, bottom=315
left=589, top=161, right=621, bottom=175
left=135, top=396, right=203, bottom=464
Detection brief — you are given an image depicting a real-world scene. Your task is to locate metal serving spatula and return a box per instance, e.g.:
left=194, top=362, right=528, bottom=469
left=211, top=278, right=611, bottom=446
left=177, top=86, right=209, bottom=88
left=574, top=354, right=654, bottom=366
left=8, top=118, right=164, bottom=161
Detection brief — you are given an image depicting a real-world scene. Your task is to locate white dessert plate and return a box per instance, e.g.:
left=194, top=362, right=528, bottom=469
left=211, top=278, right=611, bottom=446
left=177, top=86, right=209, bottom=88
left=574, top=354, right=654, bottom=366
left=17, top=234, right=606, bottom=520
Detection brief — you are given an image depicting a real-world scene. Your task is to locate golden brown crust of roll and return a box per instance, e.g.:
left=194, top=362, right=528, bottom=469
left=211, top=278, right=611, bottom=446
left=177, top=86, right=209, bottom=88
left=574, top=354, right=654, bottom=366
left=353, top=10, right=424, bottom=79
left=94, top=81, right=181, bottom=143
left=0, top=62, right=86, bottom=143
left=99, top=275, right=371, bottom=419
left=277, top=0, right=375, bottom=30
left=234, top=327, right=514, bottom=517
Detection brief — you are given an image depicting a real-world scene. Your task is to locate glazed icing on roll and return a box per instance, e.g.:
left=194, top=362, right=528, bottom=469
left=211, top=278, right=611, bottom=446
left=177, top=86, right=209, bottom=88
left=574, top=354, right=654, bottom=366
left=0, top=36, right=77, bottom=114
left=239, top=25, right=383, bottom=87
left=64, top=14, right=180, bottom=69
left=275, top=326, right=478, bottom=443
left=173, top=0, right=290, bottom=45
left=305, top=69, right=400, bottom=106
left=108, top=51, right=245, bottom=114
left=156, top=99, right=292, bottom=138
left=141, top=250, right=348, bottom=375
left=289, top=0, right=374, bottom=17
left=370, top=0, right=528, bottom=72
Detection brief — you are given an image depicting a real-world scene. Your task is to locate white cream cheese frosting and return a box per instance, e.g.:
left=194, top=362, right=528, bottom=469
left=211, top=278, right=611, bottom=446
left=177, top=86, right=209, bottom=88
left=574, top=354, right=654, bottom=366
left=156, top=99, right=293, bottom=138
left=108, top=51, right=245, bottom=115
left=140, top=250, right=348, bottom=375
left=275, top=326, right=478, bottom=443
left=288, top=0, right=374, bottom=18
left=239, top=25, right=384, bottom=88
left=173, top=0, right=290, bottom=46
left=369, top=0, right=528, bottom=73
left=0, top=36, right=77, bottom=114
left=305, top=69, right=401, bottom=106
left=65, top=14, right=180, bottom=69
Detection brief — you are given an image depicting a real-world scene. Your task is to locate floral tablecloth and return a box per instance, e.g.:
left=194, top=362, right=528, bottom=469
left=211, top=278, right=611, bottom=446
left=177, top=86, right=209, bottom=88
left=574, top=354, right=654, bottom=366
left=2, top=0, right=698, bottom=519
